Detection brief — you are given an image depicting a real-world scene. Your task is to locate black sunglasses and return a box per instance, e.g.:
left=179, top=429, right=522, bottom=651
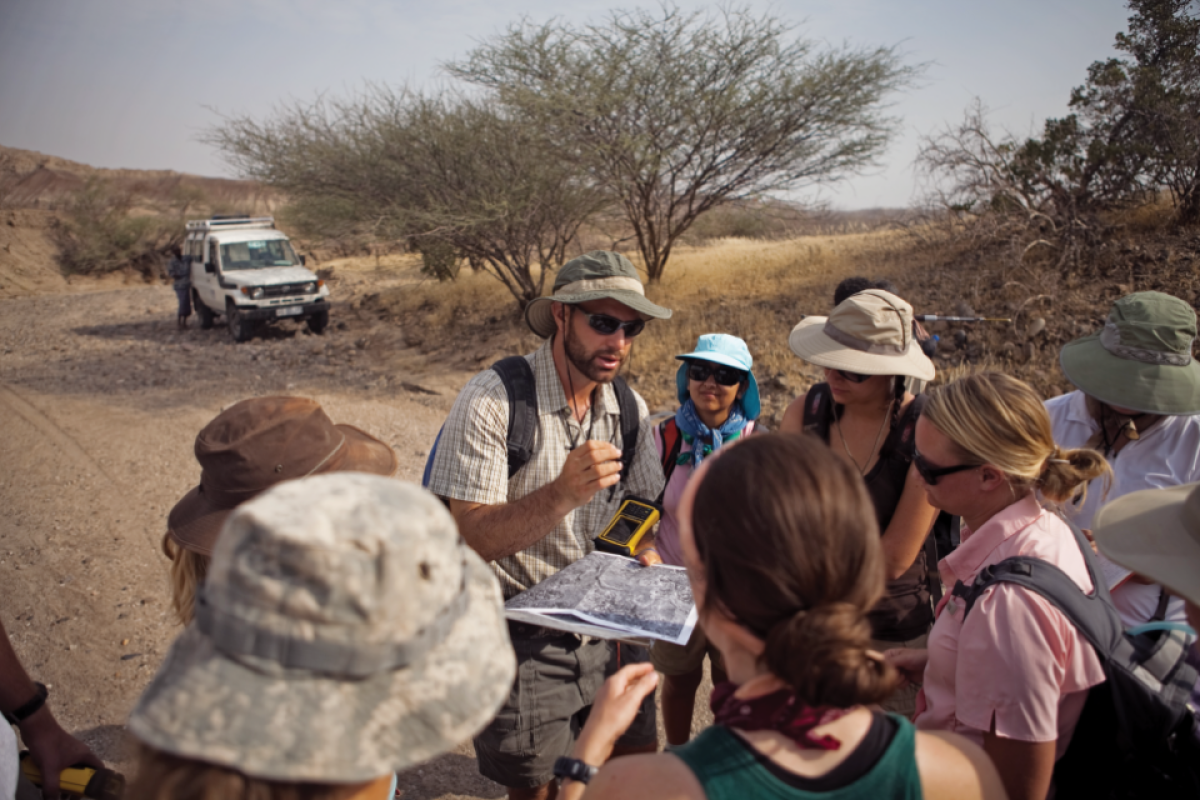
left=582, top=312, right=645, bottom=338
left=686, top=361, right=746, bottom=386
left=913, top=448, right=980, bottom=486
left=831, top=368, right=871, bottom=384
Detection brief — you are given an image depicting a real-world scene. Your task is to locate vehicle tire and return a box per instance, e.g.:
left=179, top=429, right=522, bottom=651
left=194, top=291, right=215, bottom=329
left=227, top=303, right=254, bottom=343
left=306, top=310, right=329, bottom=335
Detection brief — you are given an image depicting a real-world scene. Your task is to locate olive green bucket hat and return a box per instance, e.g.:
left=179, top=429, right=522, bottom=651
left=1059, top=291, right=1200, bottom=415
left=524, top=250, right=672, bottom=338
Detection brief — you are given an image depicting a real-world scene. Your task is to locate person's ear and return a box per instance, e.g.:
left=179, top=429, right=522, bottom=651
left=738, top=379, right=748, bottom=400
left=978, top=464, right=1007, bottom=492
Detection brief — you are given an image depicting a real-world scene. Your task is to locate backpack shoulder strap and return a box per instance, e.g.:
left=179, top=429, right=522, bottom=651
left=491, top=356, right=538, bottom=479
left=655, top=418, right=684, bottom=504
left=801, top=383, right=834, bottom=441
left=613, top=376, right=639, bottom=485
left=949, top=553, right=1125, bottom=658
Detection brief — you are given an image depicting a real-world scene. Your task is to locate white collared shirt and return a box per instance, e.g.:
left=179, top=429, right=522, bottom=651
left=1046, top=390, right=1200, bottom=628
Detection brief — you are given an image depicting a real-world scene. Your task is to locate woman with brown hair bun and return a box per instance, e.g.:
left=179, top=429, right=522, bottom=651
left=888, top=372, right=1111, bottom=800
left=551, top=435, right=1005, bottom=800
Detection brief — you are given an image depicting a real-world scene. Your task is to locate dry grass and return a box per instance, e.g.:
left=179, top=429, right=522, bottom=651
left=354, top=213, right=1200, bottom=427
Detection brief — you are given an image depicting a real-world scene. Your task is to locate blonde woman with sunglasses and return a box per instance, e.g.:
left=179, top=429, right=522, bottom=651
left=781, top=289, right=939, bottom=716
left=886, top=372, right=1110, bottom=800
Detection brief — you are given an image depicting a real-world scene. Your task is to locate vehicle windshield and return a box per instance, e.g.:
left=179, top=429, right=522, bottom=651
left=219, top=239, right=300, bottom=271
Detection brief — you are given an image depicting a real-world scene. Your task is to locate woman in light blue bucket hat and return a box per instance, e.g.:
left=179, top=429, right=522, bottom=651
left=646, top=333, right=760, bottom=746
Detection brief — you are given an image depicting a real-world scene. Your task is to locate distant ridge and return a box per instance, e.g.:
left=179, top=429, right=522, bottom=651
left=0, top=144, right=281, bottom=214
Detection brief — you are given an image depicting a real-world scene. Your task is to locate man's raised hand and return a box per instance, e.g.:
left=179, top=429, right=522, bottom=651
left=553, top=440, right=623, bottom=510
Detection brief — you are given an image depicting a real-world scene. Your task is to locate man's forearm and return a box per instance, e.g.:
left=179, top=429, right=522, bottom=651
left=453, top=481, right=575, bottom=562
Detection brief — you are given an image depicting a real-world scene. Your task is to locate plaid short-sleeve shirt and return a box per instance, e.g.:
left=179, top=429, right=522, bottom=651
left=427, top=341, right=663, bottom=599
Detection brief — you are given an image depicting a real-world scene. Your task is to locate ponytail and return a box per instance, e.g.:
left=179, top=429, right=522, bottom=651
left=1039, top=447, right=1111, bottom=505
left=763, top=603, right=897, bottom=708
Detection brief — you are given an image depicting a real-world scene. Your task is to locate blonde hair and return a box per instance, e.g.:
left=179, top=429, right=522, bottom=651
left=130, top=744, right=365, bottom=800
left=923, top=372, right=1111, bottom=504
left=161, top=532, right=210, bottom=626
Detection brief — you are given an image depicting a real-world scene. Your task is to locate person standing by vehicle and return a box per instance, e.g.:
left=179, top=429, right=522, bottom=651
left=167, top=246, right=191, bottom=330
left=648, top=333, right=760, bottom=745
left=780, top=289, right=940, bottom=716
left=425, top=251, right=671, bottom=800
left=1046, top=291, right=1200, bottom=632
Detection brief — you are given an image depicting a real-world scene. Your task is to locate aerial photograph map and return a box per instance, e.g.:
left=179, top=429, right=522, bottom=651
left=505, top=552, right=698, bottom=644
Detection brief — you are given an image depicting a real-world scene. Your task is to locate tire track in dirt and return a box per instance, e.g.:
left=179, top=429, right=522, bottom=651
left=0, top=382, right=123, bottom=487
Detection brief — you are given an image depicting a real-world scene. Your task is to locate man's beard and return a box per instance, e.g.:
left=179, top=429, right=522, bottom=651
left=564, top=317, right=625, bottom=384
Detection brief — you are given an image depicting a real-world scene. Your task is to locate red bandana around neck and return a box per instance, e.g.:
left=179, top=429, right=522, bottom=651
left=710, top=681, right=851, bottom=751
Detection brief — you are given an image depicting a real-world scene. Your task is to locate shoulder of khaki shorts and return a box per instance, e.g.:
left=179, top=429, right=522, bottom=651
left=915, top=729, right=1008, bottom=800
left=779, top=391, right=809, bottom=434
left=584, top=752, right=705, bottom=800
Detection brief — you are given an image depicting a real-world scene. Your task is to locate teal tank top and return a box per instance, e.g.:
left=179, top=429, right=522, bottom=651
left=672, top=715, right=922, bottom=800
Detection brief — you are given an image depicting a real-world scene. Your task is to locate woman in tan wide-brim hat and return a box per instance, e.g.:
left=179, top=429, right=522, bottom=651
left=780, top=289, right=938, bottom=717
left=162, top=396, right=397, bottom=624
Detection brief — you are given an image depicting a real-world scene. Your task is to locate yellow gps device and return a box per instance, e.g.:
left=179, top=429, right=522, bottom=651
left=19, top=752, right=126, bottom=800
left=594, top=496, right=661, bottom=557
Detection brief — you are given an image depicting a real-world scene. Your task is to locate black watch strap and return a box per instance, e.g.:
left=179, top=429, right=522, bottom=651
left=553, top=756, right=599, bottom=785
left=3, top=682, right=48, bottom=725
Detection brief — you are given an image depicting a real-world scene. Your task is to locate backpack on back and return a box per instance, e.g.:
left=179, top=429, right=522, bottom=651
left=422, top=356, right=640, bottom=489
left=949, top=518, right=1200, bottom=800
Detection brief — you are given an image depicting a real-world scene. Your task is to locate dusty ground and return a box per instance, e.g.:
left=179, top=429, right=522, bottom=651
left=0, top=265, right=712, bottom=798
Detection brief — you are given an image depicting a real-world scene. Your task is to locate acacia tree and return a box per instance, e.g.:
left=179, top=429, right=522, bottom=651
left=918, top=0, right=1200, bottom=226
left=447, top=5, right=917, bottom=281
left=206, top=90, right=604, bottom=306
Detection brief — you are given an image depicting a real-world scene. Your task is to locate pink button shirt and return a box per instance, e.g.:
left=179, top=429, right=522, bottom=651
left=914, top=494, right=1105, bottom=757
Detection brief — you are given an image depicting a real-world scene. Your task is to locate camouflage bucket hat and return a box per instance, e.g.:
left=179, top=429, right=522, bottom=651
left=129, top=473, right=515, bottom=783
left=524, top=250, right=672, bottom=338
left=1059, top=291, right=1200, bottom=415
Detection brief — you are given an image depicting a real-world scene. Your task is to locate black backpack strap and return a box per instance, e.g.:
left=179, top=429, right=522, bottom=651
left=1151, top=586, right=1171, bottom=622
left=490, top=356, right=538, bottom=479
left=613, top=376, right=638, bottom=485
left=801, top=383, right=834, bottom=440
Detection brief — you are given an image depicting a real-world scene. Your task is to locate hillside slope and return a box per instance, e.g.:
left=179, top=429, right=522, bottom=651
left=0, top=145, right=282, bottom=297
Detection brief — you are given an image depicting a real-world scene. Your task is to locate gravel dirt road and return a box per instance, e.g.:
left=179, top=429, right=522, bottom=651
left=0, top=275, right=709, bottom=798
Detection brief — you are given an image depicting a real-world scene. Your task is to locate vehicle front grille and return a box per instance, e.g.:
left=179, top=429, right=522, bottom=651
left=262, top=283, right=312, bottom=298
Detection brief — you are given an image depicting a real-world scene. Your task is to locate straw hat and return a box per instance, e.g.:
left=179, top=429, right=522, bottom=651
left=1093, top=481, right=1200, bottom=608
left=524, top=251, right=672, bottom=338
left=787, top=289, right=935, bottom=381
left=130, top=473, right=515, bottom=783
left=168, top=397, right=397, bottom=555
left=1059, top=291, right=1200, bottom=415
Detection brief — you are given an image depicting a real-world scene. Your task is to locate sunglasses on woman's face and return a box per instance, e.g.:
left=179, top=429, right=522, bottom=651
left=686, top=361, right=746, bottom=386
left=582, top=312, right=645, bottom=338
left=913, top=448, right=980, bottom=486
left=831, top=368, right=871, bottom=384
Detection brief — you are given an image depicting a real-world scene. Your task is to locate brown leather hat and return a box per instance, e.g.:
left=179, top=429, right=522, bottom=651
left=167, top=397, right=398, bottom=555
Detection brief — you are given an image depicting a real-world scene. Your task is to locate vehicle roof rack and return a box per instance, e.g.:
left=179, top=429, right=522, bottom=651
left=186, top=216, right=276, bottom=232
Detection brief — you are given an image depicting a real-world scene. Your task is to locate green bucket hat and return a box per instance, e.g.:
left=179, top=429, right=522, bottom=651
left=1059, top=291, right=1200, bottom=415
left=524, top=250, right=672, bottom=338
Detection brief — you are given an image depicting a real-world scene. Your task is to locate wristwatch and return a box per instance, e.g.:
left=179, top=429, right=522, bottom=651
left=3, top=682, right=48, bottom=725
left=553, top=756, right=599, bottom=785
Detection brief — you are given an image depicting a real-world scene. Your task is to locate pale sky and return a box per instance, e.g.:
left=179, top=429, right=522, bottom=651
left=0, top=0, right=1131, bottom=209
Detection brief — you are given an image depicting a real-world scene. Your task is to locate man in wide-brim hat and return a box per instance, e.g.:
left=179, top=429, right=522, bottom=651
left=426, top=251, right=671, bottom=798
left=1046, top=290, right=1200, bottom=631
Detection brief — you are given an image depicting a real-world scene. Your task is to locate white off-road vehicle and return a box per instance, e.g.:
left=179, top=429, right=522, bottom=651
left=184, top=216, right=330, bottom=342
